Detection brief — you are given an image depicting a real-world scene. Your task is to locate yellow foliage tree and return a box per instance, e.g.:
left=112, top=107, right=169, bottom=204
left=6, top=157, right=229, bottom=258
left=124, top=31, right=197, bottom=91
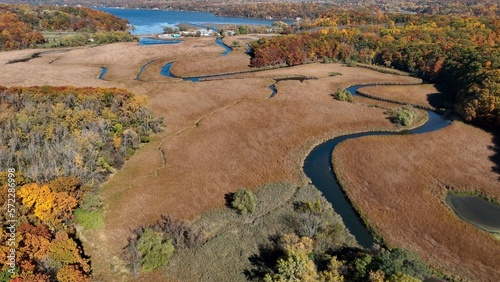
left=265, top=234, right=338, bottom=282
left=113, top=134, right=122, bottom=150
left=17, top=183, right=77, bottom=227
left=57, top=265, right=91, bottom=282
left=49, top=231, right=90, bottom=273
left=279, top=233, right=314, bottom=254
left=319, top=257, right=345, bottom=282
left=369, top=270, right=386, bottom=282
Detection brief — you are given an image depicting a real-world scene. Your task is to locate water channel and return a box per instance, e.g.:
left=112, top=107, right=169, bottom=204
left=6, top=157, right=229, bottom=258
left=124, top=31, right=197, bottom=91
left=303, top=84, right=452, bottom=248
left=139, top=37, right=183, bottom=45
left=100, top=54, right=496, bottom=244
left=446, top=193, right=500, bottom=235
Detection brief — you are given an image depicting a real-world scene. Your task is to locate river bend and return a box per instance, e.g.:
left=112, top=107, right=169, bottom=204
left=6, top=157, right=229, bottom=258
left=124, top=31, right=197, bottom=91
left=303, top=84, right=452, bottom=248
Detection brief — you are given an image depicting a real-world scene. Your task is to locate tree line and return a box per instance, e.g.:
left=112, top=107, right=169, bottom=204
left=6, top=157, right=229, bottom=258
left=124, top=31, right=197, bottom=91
left=1, top=1, right=498, bottom=18
left=0, top=86, right=163, bottom=280
left=249, top=11, right=500, bottom=128
left=0, top=4, right=132, bottom=51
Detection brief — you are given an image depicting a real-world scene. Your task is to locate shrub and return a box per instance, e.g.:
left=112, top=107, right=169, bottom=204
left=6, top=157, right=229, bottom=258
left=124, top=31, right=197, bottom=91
left=371, top=248, right=431, bottom=280
left=389, top=106, right=417, bottom=126
left=293, top=200, right=324, bottom=237
left=74, top=208, right=104, bottom=230
left=354, top=253, right=373, bottom=281
left=334, top=88, right=353, bottom=102
left=157, top=214, right=205, bottom=249
left=346, top=60, right=357, bottom=67
left=79, top=192, right=103, bottom=212
left=387, top=272, right=422, bottom=282
left=137, top=228, right=175, bottom=272
left=140, top=135, right=151, bottom=143
left=231, top=189, right=256, bottom=215
left=93, top=31, right=136, bottom=44
left=60, top=33, right=88, bottom=47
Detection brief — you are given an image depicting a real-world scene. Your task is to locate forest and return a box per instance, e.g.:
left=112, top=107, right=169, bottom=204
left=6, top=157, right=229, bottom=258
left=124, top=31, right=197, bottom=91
left=0, top=86, right=162, bottom=280
left=0, top=86, right=163, bottom=183
left=0, top=4, right=132, bottom=51
left=249, top=11, right=500, bottom=128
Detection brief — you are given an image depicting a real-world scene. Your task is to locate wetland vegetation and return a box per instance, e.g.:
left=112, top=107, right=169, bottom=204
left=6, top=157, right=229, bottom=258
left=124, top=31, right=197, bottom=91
left=0, top=1, right=499, bottom=281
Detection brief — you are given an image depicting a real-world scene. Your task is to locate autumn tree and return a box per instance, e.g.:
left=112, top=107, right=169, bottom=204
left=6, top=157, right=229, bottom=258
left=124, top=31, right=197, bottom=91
left=57, top=265, right=91, bottom=282
left=17, top=223, right=52, bottom=266
left=0, top=86, right=163, bottom=183
left=17, top=183, right=77, bottom=228
left=0, top=11, right=44, bottom=51
left=48, top=176, right=90, bottom=200
left=0, top=4, right=134, bottom=50
left=0, top=221, right=90, bottom=280
left=249, top=10, right=500, bottom=128
left=47, top=231, right=91, bottom=277
left=263, top=234, right=345, bottom=282
left=264, top=234, right=319, bottom=282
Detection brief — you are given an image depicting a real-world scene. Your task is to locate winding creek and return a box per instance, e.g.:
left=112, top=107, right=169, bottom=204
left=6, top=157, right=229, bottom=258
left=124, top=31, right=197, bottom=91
left=215, top=38, right=232, bottom=56
left=303, top=85, right=452, bottom=248
left=159, top=62, right=315, bottom=98
left=139, top=37, right=184, bottom=46
left=160, top=62, right=200, bottom=82
left=97, top=47, right=497, bottom=243
left=135, top=60, right=156, bottom=80
left=124, top=37, right=231, bottom=81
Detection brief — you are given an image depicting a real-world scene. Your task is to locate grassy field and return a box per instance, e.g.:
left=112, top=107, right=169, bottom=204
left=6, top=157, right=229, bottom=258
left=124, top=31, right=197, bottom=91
left=0, top=37, right=496, bottom=281
left=41, top=31, right=79, bottom=40
left=333, top=86, right=500, bottom=281
left=40, top=31, right=80, bottom=47
left=165, top=182, right=356, bottom=281
left=356, top=84, right=444, bottom=109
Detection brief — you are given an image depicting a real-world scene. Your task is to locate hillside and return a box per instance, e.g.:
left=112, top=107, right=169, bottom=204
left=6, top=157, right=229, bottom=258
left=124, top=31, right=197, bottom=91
left=0, top=4, right=132, bottom=51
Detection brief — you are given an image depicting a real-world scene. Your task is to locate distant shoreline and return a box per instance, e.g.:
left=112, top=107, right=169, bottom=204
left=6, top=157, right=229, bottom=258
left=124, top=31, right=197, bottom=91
left=94, top=6, right=294, bottom=21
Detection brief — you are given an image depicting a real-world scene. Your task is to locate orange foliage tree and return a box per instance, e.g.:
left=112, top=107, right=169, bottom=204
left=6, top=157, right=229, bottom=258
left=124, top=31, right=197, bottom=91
left=0, top=12, right=44, bottom=50
left=17, top=183, right=77, bottom=228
